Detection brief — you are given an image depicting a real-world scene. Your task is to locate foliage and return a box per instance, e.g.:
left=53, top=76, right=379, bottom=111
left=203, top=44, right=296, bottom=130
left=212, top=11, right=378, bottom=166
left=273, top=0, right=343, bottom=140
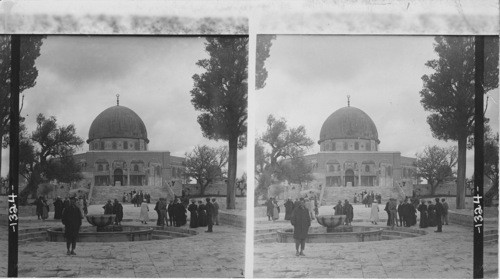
left=184, top=145, right=228, bottom=196
left=190, top=37, right=248, bottom=209
left=278, top=157, right=314, bottom=186
left=37, top=183, right=54, bottom=197
left=255, top=35, right=276, bottom=90
left=484, top=132, right=499, bottom=206
left=255, top=115, right=314, bottom=201
left=415, top=145, right=458, bottom=195
left=236, top=172, right=247, bottom=196
left=268, top=183, right=285, bottom=198
left=19, top=114, right=84, bottom=204
left=0, top=35, right=45, bottom=177
left=419, top=36, right=499, bottom=208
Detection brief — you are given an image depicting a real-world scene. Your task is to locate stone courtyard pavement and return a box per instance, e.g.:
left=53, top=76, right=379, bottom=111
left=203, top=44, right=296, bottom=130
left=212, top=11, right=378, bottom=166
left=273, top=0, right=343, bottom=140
left=13, top=204, right=245, bottom=278
left=254, top=204, right=498, bottom=278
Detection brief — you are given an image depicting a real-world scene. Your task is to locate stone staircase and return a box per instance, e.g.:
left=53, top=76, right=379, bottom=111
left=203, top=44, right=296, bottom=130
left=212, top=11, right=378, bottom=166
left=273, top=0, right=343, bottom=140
left=321, top=184, right=413, bottom=206
left=91, top=185, right=176, bottom=204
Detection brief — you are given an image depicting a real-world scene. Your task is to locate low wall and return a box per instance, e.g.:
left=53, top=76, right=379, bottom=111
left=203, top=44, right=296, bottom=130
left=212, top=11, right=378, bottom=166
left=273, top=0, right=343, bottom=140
left=219, top=211, right=245, bottom=228
left=448, top=211, right=471, bottom=227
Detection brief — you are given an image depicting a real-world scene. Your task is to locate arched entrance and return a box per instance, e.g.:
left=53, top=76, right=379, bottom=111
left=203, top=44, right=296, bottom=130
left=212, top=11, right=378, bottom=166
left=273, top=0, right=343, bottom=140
left=345, top=169, right=355, bottom=186
left=114, top=168, right=124, bottom=186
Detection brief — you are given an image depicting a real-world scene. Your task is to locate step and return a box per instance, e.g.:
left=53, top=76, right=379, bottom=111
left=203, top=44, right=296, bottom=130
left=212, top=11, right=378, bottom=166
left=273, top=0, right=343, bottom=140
left=484, top=234, right=498, bottom=242
left=19, top=236, right=47, bottom=244
left=152, top=235, right=174, bottom=240
left=381, top=230, right=420, bottom=238
left=152, top=230, right=192, bottom=238
left=19, top=231, right=47, bottom=240
left=381, top=235, right=403, bottom=240
left=255, top=228, right=278, bottom=234
left=254, top=232, right=276, bottom=241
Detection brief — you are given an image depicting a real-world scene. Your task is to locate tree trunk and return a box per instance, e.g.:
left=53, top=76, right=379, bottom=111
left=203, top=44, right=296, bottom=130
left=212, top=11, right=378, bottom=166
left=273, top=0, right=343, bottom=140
left=226, top=137, right=237, bottom=209
left=456, top=137, right=467, bottom=209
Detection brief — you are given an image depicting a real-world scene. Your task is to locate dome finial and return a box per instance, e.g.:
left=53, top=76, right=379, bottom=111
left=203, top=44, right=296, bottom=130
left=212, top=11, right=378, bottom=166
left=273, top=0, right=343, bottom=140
left=347, top=95, right=350, bottom=107
left=116, top=94, right=120, bottom=106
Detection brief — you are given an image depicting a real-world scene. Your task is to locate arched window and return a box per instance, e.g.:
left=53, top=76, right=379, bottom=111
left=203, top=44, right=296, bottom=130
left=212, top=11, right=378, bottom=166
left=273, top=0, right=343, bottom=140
left=98, top=164, right=103, bottom=171
left=133, top=164, right=139, bottom=172
left=366, top=142, right=371, bottom=151
left=124, top=141, right=128, bottom=150
left=343, top=142, right=348, bottom=150
left=100, top=141, right=105, bottom=150
left=135, top=142, right=140, bottom=150
left=365, top=165, right=370, bottom=172
left=354, top=142, right=359, bottom=150
left=112, top=141, right=117, bottom=150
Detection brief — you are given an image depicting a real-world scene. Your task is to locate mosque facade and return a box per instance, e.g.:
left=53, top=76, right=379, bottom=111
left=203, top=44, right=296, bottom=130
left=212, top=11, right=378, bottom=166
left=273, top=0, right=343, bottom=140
left=72, top=100, right=185, bottom=203
left=302, top=103, right=417, bottom=200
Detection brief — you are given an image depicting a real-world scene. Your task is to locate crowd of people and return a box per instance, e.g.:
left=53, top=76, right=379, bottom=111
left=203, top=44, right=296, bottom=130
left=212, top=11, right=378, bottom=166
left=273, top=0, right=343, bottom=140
left=333, top=199, right=354, bottom=225
left=266, top=197, right=319, bottom=222
left=353, top=191, right=382, bottom=207
left=122, top=190, right=151, bottom=207
left=34, top=195, right=88, bottom=222
left=187, top=198, right=219, bottom=232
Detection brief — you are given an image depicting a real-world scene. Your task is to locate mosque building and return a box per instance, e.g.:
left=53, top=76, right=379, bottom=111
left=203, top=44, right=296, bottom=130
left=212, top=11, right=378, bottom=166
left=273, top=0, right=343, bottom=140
left=72, top=96, right=185, bottom=203
left=299, top=99, right=417, bottom=203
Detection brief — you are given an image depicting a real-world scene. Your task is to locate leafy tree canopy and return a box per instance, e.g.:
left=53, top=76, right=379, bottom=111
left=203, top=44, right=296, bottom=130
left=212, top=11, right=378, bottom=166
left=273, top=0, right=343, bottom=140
left=184, top=145, right=228, bottom=196
left=415, top=145, right=457, bottom=195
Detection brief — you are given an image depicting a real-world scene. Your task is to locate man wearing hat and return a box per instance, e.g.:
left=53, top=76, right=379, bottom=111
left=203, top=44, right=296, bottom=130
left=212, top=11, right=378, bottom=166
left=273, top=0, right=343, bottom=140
left=62, top=196, right=82, bottom=256
left=290, top=197, right=311, bottom=256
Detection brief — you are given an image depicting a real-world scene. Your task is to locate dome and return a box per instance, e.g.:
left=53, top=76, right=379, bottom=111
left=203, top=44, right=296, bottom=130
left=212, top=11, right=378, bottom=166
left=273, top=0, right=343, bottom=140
left=319, top=106, right=379, bottom=144
left=87, top=105, right=149, bottom=143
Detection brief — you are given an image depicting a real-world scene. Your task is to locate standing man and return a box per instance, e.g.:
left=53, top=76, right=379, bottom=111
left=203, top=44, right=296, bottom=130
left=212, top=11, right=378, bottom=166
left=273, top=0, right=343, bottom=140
left=62, top=196, right=82, bottom=256
left=113, top=199, right=124, bottom=225
left=290, top=198, right=311, bottom=256
left=334, top=200, right=343, bottom=215
left=441, top=198, right=449, bottom=225
left=53, top=197, right=64, bottom=220
left=103, top=200, right=113, bottom=215
left=343, top=200, right=354, bottom=226
left=188, top=200, right=198, bottom=228
left=205, top=197, right=215, bottom=232
left=434, top=198, right=444, bottom=232
left=212, top=198, right=220, bottom=225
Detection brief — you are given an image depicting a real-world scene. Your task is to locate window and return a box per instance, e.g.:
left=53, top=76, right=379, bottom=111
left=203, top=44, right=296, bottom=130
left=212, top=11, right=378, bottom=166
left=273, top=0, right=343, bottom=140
left=365, top=165, right=370, bottom=172
left=355, top=142, right=359, bottom=150
left=343, top=142, right=348, bottom=150
left=134, top=164, right=139, bottom=172
left=135, top=142, right=140, bottom=150
left=100, top=141, right=105, bottom=150
left=366, top=143, right=371, bottom=151
left=112, top=141, right=117, bottom=150
left=98, top=164, right=103, bottom=171
left=124, top=141, right=128, bottom=150
left=332, top=142, right=336, bottom=151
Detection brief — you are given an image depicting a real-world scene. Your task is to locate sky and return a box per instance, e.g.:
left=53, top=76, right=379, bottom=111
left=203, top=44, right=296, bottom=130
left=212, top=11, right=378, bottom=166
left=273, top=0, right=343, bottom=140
left=255, top=35, right=499, bottom=178
left=1, top=36, right=247, bottom=178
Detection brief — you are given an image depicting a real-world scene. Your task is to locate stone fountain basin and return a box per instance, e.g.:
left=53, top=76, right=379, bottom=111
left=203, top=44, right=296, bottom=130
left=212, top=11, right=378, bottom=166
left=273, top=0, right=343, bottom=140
left=46, top=226, right=153, bottom=242
left=86, top=214, right=116, bottom=227
left=277, top=226, right=383, bottom=243
left=316, top=215, right=346, bottom=229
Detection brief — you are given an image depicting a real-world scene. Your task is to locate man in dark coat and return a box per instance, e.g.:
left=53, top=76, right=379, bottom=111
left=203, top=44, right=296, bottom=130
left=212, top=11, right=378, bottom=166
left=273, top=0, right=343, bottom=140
left=384, top=200, right=391, bottom=226
left=334, top=200, right=343, bottom=215
left=167, top=200, right=175, bottom=227
left=291, top=198, right=311, bottom=256
left=62, top=196, right=82, bottom=255
left=34, top=196, right=44, bottom=220
left=53, top=197, right=64, bottom=220
left=205, top=198, right=215, bottom=232
left=197, top=201, right=207, bottom=227
left=266, top=198, right=274, bottom=221
left=175, top=199, right=187, bottom=227
left=434, top=198, right=444, bottom=232
left=188, top=200, right=198, bottom=228
left=417, top=200, right=428, bottom=228
left=103, top=200, right=113, bottom=215
left=113, top=199, right=124, bottom=225
left=342, top=200, right=354, bottom=225
left=283, top=198, right=294, bottom=221
left=397, top=200, right=405, bottom=227
left=427, top=201, right=436, bottom=227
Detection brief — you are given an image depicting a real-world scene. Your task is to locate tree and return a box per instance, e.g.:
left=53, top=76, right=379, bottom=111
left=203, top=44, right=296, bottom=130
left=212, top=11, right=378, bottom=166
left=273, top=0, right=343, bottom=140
left=0, top=36, right=45, bottom=178
left=261, top=114, right=314, bottom=173
left=420, top=36, right=499, bottom=209
left=255, top=115, right=314, bottom=201
left=236, top=172, right=247, bottom=196
left=184, top=145, right=228, bottom=196
left=415, top=145, right=458, bottom=196
left=255, top=35, right=276, bottom=90
left=191, top=37, right=248, bottom=209
left=19, top=114, right=84, bottom=204
left=279, top=157, right=314, bottom=187
left=484, top=132, right=499, bottom=206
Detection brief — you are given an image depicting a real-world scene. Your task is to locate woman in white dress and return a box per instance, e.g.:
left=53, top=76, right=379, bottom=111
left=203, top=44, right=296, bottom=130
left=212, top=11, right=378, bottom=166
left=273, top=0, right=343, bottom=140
left=140, top=202, right=150, bottom=224
left=370, top=202, right=379, bottom=225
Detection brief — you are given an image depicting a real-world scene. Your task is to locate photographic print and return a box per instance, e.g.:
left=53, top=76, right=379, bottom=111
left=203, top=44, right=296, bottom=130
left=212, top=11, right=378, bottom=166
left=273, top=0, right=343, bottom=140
left=2, top=35, right=247, bottom=277
left=253, top=35, right=499, bottom=278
